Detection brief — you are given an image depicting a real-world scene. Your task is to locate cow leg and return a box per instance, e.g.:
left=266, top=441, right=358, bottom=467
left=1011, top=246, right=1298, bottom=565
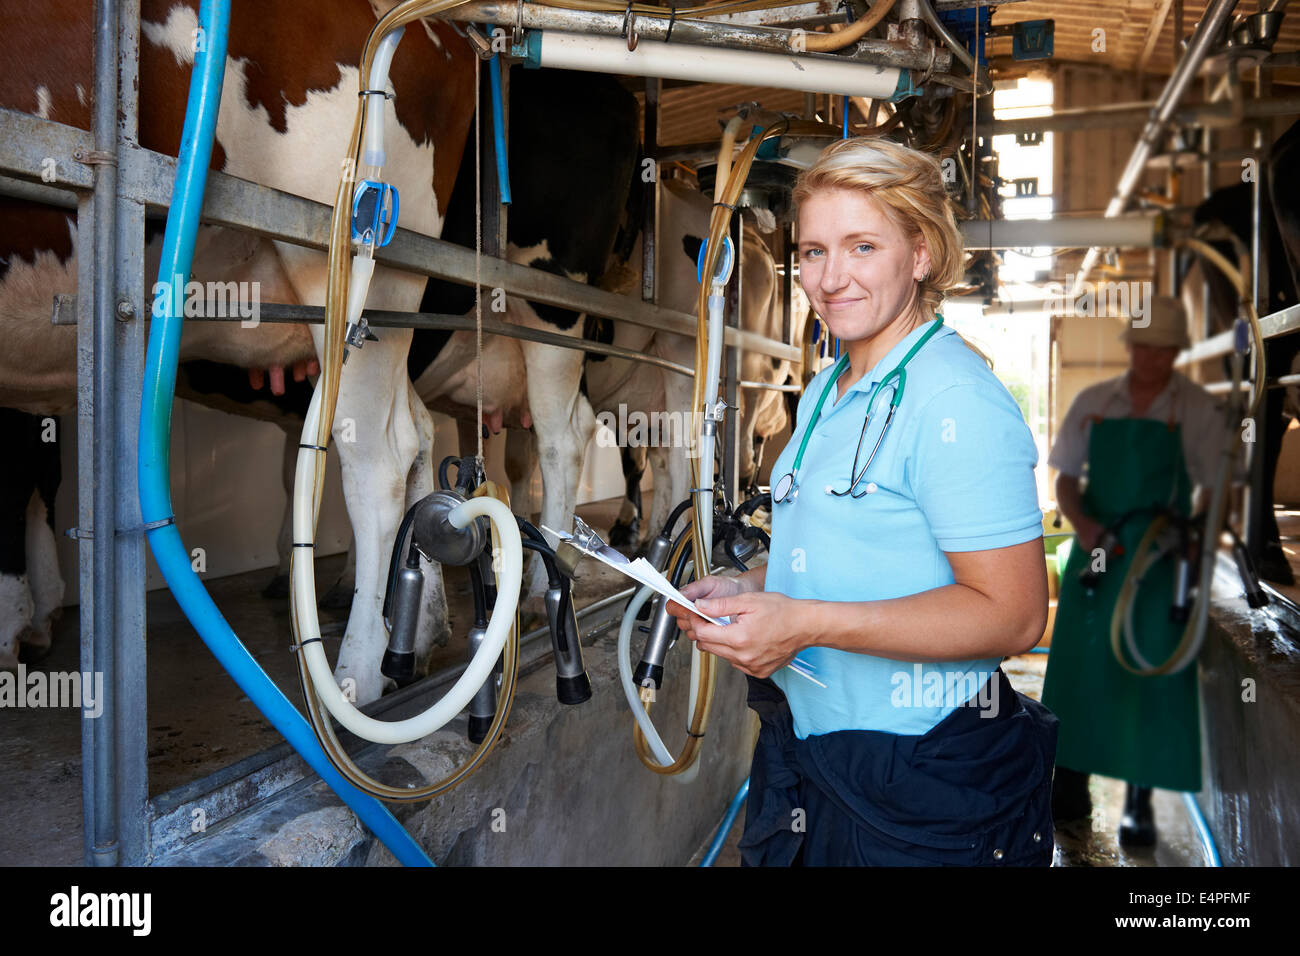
left=320, top=541, right=358, bottom=610
left=733, top=387, right=760, bottom=501
left=19, top=489, right=63, bottom=660
left=610, top=444, right=646, bottom=547
left=0, top=573, right=31, bottom=674
left=0, top=410, right=38, bottom=672
left=504, top=426, right=538, bottom=519
left=302, top=322, right=427, bottom=705
left=455, top=418, right=480, bottom=465
left=747, top=436, right=767, bottom=497
left=661, top=370, right=697, bottom=540
left=262, top=426, right=297, bottom=600
left=1255, top=384, right=1296, bottom=584
left=644, top=442, right=674, bottom=545
left=20, top=410, right=63, bottom=660
left=404, top=381, right=452, bottom=673
left=521, top=332, right=597, bottom=598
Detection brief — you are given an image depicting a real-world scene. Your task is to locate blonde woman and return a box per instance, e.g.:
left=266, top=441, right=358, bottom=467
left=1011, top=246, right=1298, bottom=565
left=668, top=137, right=1057, bottom=866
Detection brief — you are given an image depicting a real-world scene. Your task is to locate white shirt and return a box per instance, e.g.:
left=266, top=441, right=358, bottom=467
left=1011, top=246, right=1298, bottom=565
left=1048, top=370, right=1229, bottom=488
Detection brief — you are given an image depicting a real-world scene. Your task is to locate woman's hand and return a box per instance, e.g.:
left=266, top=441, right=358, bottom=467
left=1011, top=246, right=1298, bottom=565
left=666, top=578, right=808, bottom=679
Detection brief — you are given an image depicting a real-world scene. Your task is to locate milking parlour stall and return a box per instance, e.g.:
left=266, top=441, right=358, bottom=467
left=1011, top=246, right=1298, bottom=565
left=0, top=0, right=1295, bottom=934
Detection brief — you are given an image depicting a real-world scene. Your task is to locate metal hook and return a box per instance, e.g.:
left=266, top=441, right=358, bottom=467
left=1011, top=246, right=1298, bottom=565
left=624, top=2, right=638, bottom=51
left=513, top=0, right=525, bottom=51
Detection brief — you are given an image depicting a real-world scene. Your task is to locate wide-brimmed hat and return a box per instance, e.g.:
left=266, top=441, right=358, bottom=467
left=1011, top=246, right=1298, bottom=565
left=1118, top=294, right=1190, bottom=349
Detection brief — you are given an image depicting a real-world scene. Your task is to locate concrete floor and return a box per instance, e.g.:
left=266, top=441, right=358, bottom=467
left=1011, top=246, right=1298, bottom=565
left=8, top=500, right=1289, bottom=866
left=0, top=498, right=636, bottom=865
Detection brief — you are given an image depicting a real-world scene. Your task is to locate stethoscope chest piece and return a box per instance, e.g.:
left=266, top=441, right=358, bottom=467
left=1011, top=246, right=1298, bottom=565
left=773, top=471, right=797, bottom=504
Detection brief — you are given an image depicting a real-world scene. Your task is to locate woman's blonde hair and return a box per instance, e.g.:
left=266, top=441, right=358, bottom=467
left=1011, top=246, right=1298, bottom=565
left=792, top=137, right=965, bottom=320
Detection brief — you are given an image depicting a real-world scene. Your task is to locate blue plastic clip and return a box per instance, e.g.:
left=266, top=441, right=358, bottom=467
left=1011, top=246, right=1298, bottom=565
left=696, top=234, right=735, bottom=287
left=351, top=179, right=400, bottom=248
left=1233, top=317, right=1251, bottom=356
left=889, top=69, right=921, bottom=103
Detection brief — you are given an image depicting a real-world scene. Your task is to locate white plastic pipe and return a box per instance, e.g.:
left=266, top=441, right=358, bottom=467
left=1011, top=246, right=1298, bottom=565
left=289, top=252, right=522, bottom=744
left=697, top=291, right=726, bottom=559
left=618, top=584, right=702, bottom=783
left=363, top=26, right=405, bottom=169
left=291, top=387, right=522, bottom=743
left=531, top=32, right=901, bottom=98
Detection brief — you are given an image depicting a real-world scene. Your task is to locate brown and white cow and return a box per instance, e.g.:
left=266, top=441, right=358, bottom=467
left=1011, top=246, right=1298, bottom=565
left=0, top=0, right=477, bottom=703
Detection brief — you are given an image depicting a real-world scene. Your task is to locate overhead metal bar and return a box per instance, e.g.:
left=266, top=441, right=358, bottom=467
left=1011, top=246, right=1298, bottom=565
left=1072, top=0, right=1241, bottom=295
left=990, top=95, right=1300, bottom=137
left=1176, top=303, right=1300, bottom=366
left=441, top=1, right=948, bottom=70
left=687, top=0, right=844, bottom=27
left=0, top=107, right=798, bottom=362
left=53, top=298, right=800, bottom=390
left=960, top=216, right=1162, bottom=251
left=1202, top=373, right=1300, bottom=395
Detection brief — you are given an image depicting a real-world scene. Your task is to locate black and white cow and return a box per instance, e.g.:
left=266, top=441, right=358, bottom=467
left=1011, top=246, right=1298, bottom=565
left=0, top=411, right=63, bottom=670
left=587, top=177, right=796, bottom=549
left=1180, top=118, right=1300, bottom=584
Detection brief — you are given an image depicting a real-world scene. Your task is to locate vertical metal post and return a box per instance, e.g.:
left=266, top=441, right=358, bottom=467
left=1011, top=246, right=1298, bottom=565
left=480, top=55, right=504, bottom=259
left=1244, top=78, right=1272, bottom=555
left=114, top=0, right=149, bottom=866
left=722, top=214, right=742, bottom=506
left=497, top=58, right=509, bottom=254
left=1200, top=123, right=1213, bottom=344
left=76, top=189, right=99, bottom=866
left=780, top=222, right=793, bottom=348
left=642, top=78, right=660, bottom=303
left=85, top=0, right=120, bottom=867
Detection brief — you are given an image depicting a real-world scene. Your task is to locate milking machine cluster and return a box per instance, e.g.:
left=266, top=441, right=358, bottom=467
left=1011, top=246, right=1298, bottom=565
left=1080, top=505, right=1266, bottom=614
left=633, top=493, right=769, bottom=687
left=381, top=454, right=591, bottom=742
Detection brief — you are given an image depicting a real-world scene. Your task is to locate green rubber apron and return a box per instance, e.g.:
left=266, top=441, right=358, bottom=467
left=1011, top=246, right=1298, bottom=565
left=1040, top=415, right=1201, bottom=791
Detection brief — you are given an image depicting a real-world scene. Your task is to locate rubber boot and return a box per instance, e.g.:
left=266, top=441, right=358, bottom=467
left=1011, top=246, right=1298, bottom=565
left=1118, top=784, right=1156, bottom=847
left=1051, top=766, right=1092, bottom=822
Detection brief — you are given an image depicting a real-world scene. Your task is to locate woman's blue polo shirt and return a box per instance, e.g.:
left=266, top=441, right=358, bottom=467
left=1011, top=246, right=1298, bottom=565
left=765, top=318, right=1043, bottom=739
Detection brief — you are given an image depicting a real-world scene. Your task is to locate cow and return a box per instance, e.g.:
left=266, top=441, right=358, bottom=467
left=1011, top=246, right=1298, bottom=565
left=585, top=176, right=797, bottom=551
left=1179, top=118, right=1300, bottom=585
left=1, top=0, right=479, bottom=704
left=284, top=64, right=643, bottom=606
left=0, top=411, right=63, bottom=671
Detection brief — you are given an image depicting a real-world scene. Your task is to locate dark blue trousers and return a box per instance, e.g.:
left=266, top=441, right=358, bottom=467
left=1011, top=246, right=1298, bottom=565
left=738, top=670, right=1058, bottom=866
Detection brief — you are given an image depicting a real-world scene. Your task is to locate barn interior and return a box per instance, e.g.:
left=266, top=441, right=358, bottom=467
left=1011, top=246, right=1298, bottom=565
left=1, top=0, right=1299, bottom=875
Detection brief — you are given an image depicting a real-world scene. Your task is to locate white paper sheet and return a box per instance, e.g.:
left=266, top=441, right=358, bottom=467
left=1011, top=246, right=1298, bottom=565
left=543, top=524, right=825, bottom=688
left=543, top=526, right=731, bottom=626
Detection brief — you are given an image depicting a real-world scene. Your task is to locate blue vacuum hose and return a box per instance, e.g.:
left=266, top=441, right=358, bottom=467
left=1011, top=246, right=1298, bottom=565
left=136, top=0, right=432, bottom=867
left=700, top=777, right=750, bottom=867
left=488, top=45, right=511, bottom=204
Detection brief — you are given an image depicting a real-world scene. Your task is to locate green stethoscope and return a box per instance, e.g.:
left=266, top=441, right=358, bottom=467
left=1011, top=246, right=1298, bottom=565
left=773, top=315, right=946, bottom=504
